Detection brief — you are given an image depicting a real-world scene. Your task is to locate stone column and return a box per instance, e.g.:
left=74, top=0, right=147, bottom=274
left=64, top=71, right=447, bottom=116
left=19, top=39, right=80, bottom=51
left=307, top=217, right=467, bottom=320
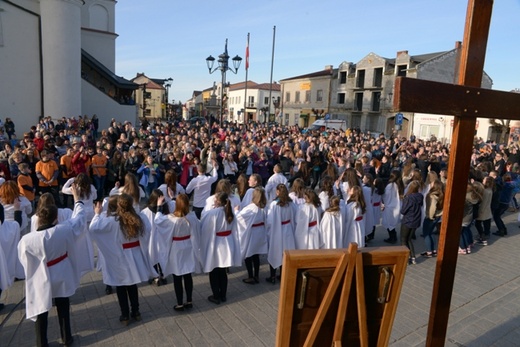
left=40, top=0, right=83, bottom=118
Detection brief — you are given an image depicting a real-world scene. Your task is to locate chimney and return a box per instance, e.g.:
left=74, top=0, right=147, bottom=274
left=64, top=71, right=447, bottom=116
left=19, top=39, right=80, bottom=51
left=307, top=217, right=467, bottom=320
left=396, top=50, right=408, bottom=57
left=454, top=41, right=462, bottom=49
left=324, top=65, right=333, bottom=70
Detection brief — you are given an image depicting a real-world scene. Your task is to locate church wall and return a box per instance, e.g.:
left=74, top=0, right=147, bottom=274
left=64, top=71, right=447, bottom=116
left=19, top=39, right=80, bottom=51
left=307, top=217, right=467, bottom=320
left=81, top=30, right=116, bottom=72
left=82, top=80, right=138, bottom=130
left=0, top=1, right=42, bottom=133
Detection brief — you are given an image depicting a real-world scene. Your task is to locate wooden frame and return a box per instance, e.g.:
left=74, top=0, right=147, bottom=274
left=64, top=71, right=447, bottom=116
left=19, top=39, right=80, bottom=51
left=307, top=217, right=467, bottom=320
left=275, top=245, right=409, bottom=347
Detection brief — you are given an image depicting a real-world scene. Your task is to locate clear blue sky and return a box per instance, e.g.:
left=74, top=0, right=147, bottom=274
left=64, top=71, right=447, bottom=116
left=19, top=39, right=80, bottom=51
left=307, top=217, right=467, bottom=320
left=115, top=0, right=520, bottom=104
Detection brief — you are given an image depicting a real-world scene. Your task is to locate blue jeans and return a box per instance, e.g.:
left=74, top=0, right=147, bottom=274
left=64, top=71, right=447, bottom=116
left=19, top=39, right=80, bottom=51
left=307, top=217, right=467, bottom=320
left=93, top=175, right=106, bottom=201
left=422, top=217, right=438, bottom=252
left=144, top=180, right=158, bottom=199
left=460, top=226, right=473, bottom=249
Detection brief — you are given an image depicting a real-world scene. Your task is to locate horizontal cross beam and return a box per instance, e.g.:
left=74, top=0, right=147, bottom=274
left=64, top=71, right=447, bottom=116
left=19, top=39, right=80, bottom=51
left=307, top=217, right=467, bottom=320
left=394, top=77, right=520, bottom=120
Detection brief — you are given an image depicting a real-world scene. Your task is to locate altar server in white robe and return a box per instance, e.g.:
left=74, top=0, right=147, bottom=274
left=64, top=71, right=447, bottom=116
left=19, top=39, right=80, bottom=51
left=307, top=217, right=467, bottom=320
left=18, top=185, right=85, bottom=347
left=62, top=173, right=96, bottom=276
left=0, top=203, right=22, bottom=285
left=30, top=193, right=72, bottom=233
left=0, top=180, right=32, bottom=233
left=89, top=193, right=156, bottom=325
left=200, top=192, right=241, bottom=305
left=382, top=171, right=404, bottom=244
left=240, top=174, right=263, bottom=209
left=265, top=164, right=288, bottom=203
left=236, top=187, right=268, bottom=284
left=266, top=184, right=297, bottom=284
left=344, top=185, right=366, bottom=248
left=141, top=189, right=169, bottom=286
left=157, top=169, right=183, bottom=212
left=109, top=172, right=145, bottom=211
left=155, top=193, right=200, bottom=311
left=202, top=179, right=241, bottom=213
left=318, top=176, right=335, bottom=212
left=366, top=177, right=384, bottom=241
left=320, top=196, right=345, bottom=249
left=0, top=203, right=22, bottom=311
left=362, top=174, right=375, bottom=242
left=294, top=188, right=323, bottom=250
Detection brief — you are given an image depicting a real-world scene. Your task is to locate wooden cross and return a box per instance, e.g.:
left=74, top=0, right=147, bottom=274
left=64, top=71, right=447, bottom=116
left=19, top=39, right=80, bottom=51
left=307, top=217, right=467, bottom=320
left=393, top=0, right=520, bottom=345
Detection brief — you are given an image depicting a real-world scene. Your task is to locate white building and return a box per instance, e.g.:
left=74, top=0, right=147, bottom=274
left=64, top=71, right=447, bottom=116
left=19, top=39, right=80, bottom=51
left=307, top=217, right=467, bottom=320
left=0, top=0, right=138, bottom=133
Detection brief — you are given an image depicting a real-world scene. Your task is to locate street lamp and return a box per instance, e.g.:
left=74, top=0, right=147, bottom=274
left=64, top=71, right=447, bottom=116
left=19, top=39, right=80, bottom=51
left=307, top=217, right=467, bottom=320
left=163, top=77, right=173, bottom=119
left=206, top=39, right=242, bottom=127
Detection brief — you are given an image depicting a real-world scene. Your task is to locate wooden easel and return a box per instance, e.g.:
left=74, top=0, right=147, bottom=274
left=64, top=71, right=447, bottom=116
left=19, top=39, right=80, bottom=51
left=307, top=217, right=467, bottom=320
left=275, top=244, right=409, bottom=346
left=394, top=0, right=520, bottom=345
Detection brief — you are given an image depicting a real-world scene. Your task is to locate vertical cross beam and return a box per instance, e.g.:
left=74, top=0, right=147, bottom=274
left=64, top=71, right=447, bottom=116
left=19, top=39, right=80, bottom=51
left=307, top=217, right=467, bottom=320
left=426, top=1, right=493, bottom=345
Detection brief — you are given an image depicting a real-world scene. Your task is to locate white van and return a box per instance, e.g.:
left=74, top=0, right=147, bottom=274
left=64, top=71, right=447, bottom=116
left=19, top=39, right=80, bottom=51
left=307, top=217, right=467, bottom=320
left=308, top=119, right=347, bottom=131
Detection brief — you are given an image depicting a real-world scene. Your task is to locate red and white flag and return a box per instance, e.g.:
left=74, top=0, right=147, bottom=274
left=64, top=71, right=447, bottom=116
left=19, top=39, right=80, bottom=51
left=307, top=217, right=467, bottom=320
left=245, top=34, right=250, bottom=70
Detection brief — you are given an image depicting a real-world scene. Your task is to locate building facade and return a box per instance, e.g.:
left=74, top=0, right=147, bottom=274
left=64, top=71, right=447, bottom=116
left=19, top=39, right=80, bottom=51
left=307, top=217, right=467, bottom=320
left=0, top=0, right=138, bottom=132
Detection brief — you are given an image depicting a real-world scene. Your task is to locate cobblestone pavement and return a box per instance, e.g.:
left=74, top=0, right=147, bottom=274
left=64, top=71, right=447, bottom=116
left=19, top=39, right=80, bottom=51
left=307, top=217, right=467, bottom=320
left=1, top=211, right=520, bottom=346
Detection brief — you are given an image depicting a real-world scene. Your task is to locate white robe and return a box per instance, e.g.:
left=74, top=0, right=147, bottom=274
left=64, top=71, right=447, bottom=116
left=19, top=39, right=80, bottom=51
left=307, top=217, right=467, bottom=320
left=362, top=185, right=375, bottom=235
left=0, top=243, right=11, bottom=290
left=294, top=203, right=323, bottom=250
left=266, top=201, right=297, bottom=269
left=318, top=191, right=331, bottom=212
left=140, top=207, right=160, bottom=267
left=288, top=192, right=305, bottom=206
left=154, top=212, right=201, bottom=276
left=382, top=182, right=401, bottom=230
left=235, top=204, right=268, bottom=259
left=320, top=209, right=344, bottom=249
left=109, top=185, right=145, bottom=211
left=18, top=202, right=85, bottom=321
left=344, top=201, right=365, bottom=248
left=157, top=183, right=183, bottom=212
left=240, top=188, right=256, bottom=210
left=372, top=192, right=383, bottom=227
left=89, top=212, right=156, bottom=286
left=203, top=193, right=241, bottom=213
left=62, top=178, right=97, bottom=275
left=199, top=207, right=241, bottom=273
left=30, top=209, right=73, bottom=233
left=264, top=173, right=288, bottom=203
left=3, top=196, right=32, bottom=232
left=0, top=220, right=20, bottom=285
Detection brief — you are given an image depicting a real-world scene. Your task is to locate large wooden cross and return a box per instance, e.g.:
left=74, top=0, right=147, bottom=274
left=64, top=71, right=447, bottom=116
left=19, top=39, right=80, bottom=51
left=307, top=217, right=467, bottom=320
left=394, top=0, right=520, bottom=345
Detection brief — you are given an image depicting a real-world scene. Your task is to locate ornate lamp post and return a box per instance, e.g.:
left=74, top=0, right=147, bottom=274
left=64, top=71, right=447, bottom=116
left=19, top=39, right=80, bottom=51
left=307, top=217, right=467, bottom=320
left=163, top=77, right=173, bottom=119
left=206, top=39, right=242, bottom=127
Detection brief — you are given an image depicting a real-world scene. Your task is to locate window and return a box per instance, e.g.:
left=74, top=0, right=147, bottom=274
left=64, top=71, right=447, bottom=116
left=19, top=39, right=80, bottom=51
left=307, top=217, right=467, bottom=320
left=316, top=89, right=323, bottom=102
left=351, top=114, right=361, bottom=128
left=356, top=70, right=365, bottom=88
left=397, top=65, right=407, bottom=77
left=337, top=93, right=346, bottom=104
left=367, top=114, right=379, bottom=131
left=295, top=91, right=300, bottom=103
left=248, top=96, right=255, bottom=108
left=285, top=92, right=291, bottom=102
left=371, top=92, right=381, bottom=112
left=339, top=71, right=347, bottom=84
left=305, top=90, right=311, bottom=103
left=354, top=93, right=363, bottom=111
left=264, top=96, right=269, bottom=105
left=373, top=67, right=383, bottom=87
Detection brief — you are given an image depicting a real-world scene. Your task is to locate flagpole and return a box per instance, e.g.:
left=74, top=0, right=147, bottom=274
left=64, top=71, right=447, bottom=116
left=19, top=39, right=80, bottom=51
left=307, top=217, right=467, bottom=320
left=243, top=33, right=250, bottom=125
left=267, top=25, right=276, bottom=125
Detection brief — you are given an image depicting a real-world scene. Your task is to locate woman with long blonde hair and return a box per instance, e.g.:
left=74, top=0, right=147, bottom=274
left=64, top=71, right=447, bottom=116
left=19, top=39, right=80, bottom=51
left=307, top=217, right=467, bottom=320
left=109, top=172, right=145, bottom=211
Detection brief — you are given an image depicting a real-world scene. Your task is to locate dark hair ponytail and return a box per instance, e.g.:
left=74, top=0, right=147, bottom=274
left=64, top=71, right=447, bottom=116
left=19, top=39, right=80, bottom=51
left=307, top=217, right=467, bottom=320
left=216, top=192, right=234, bottom=224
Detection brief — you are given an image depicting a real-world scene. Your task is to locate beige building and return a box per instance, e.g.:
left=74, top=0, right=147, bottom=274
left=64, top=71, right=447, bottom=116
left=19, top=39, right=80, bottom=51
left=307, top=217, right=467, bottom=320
left=131, top=73, right=171, bottom=119
left=279, top=42, right=493, bottom=138
left=279, top=67, right=334, bottom=127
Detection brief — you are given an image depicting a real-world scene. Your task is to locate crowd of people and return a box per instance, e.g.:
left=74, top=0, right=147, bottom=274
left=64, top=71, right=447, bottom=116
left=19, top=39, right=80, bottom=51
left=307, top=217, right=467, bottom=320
left=0, top=114, right=518, bottom=346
